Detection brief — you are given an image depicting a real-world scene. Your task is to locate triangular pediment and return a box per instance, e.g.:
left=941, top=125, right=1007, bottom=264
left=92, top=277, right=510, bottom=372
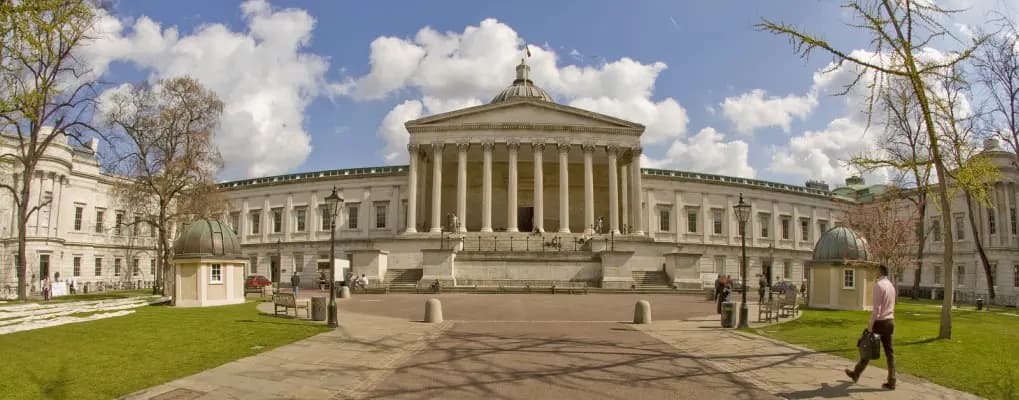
left=405, top=99, right=644, bottom=133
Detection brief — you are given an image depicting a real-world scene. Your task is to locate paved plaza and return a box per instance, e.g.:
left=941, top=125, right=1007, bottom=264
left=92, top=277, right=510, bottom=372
left=125, top=293, right=980, bottom=400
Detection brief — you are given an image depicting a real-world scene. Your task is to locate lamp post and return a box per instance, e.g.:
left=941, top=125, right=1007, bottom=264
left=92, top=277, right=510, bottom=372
left=733, top=193, right=752, bottom=328
left=325, top=187, right=343, bottom=329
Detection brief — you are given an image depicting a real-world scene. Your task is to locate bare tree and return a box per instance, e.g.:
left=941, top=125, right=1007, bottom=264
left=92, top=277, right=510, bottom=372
left=0, top=0, right=100, bottom=300
left=976, top=19, right=1019, bottom=167
left=100, top=77, right=224, bottom=297
left=842, top=187, right=919, bottom=282
left=759, top=0, right=987, bottom=338
left=934, top=68, right=1002, bottom=303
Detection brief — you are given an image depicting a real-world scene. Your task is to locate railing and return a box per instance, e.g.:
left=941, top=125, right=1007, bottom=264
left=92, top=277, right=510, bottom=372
left=440, top=234, right=598, bottom=252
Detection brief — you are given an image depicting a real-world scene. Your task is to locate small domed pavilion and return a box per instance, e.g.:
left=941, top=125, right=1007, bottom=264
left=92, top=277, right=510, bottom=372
left=806, top=226, right=880, bottom=310
left=173, top=219, right=247, bottom=307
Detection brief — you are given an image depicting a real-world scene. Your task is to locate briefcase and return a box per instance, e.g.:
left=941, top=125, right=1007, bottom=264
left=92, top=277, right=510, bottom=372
left=857, top=329, right=881, bottom=360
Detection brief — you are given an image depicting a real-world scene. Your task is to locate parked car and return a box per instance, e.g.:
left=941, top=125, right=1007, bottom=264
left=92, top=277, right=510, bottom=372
left=245, top=274, right=271, bottom=289
left=772, top=280, right=796, bottom=293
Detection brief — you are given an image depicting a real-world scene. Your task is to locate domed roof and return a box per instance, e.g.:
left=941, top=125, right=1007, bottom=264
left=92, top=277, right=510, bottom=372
left=812, top=226, right=870, bottom=262
left=490, top=59, right=554, bottom=104
left=174, top=219, right=242, bottom=259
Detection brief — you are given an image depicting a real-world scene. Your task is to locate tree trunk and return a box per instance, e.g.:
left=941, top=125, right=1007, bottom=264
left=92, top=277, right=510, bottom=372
left=912, top=201, right=927, bottom=300
left=15, top=165, right=35, bottom=300
left=964, top=192, right=996, bottom=303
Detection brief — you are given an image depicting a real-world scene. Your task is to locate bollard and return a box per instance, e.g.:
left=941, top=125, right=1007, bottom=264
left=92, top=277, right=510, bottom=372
left=425, top=298, right=443, bottom=323
left=633, top=300, right=652, bottom=324
left=339, top=286, right=351, bottom=299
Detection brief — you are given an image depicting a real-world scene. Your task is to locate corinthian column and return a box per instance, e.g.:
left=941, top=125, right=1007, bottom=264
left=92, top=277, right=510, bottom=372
left=607, top=146, right=620, bottom=235
left=456, top=142, right=468, bottom=232
left=631, top=146, right=645, bottom=236
left=405, top=144, right=418, bottom=233
left=506, top=141, right=519, bottom=232
left=481, top=141, right=493, bottom=232
left=583, top=144, right=594, bottom=235
left=430, top=143, right=444, bottom=233
left=533, top=142, right=545, bottom=233
left=558, top=142, right=570, bottom=233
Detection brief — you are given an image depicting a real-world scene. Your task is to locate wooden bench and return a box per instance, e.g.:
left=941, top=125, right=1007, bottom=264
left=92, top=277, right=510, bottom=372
left=273, top=292, right=309, bottom=318
left=778, top=291, right=799, bottom=318
left=758, top=299, right=776, bottom=323
left=244, top=285, right=265, bottom=297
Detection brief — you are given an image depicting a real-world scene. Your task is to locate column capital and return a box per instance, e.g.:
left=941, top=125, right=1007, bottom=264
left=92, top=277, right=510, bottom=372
left=456, top=141, right=470, bottom=152
left=532, top=141, right=546, bottom=151
left=481, top=141, right=495, bottom=151
left=630, top=146, right=643, bottom=156
left=506, top=140, right=520, bottom=151
left=582, top=143, right=596, bottom=152
left=407, top=143, right=419, bottom=152
left=557, top=141, right=571, bottom=153
left=606, top=144, right=619, bottom=155
left=431, top=142, right=446, bottom=151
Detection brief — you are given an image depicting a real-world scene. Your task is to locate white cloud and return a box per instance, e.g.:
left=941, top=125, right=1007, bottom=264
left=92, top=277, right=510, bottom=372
left=377, top=100, right=423, bottom=163
left=720, top=89, right=817, bottom=134
left=83, top=0, right=336, bottom=179
left=644, top=127, right=754, bottom=178
left=768, top=118, right=888, bottom=185
left=340, top=18, right=690, bottom=156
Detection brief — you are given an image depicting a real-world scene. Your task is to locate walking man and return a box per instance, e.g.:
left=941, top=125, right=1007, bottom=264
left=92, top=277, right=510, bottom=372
left=845, top=264, right=896, bottom=390
left=291, top=272, right=301, bottom=298
left=758, top=274, right=768, bottom=304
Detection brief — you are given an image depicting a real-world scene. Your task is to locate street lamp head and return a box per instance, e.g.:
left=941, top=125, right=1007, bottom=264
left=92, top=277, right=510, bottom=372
left=325, top=186, right=343, bottom=213
left=733, top=193, right=751, bottom=224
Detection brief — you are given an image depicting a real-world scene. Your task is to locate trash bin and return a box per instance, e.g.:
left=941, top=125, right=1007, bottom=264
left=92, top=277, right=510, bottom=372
left=721, top=301, right=737, bottom=328
left=311, top=296, right=327, bottom=321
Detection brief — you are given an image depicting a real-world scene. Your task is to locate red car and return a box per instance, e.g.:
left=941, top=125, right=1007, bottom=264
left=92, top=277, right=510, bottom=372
left=245, top=274, right=271, bottom=290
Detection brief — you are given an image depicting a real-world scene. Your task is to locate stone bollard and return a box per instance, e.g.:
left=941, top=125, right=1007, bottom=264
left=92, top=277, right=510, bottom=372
left=339, top=286, right=351, bottom=299
left=633, top=300, right=652, bottom=324
left=424, top=298, right=443, bottom=323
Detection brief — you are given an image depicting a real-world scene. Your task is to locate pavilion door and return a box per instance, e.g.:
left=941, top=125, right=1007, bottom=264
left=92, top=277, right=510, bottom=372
left=518, top=207, right=534, bottom=233
left=270, top=256, right=280, bottom=286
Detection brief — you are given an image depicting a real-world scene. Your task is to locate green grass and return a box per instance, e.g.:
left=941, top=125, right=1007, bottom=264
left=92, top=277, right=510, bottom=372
left=753, top=300, right=1019, bottom=399
left=0, top=300, right=329, bottom=400
left=0, top=289, right=157, bottom=305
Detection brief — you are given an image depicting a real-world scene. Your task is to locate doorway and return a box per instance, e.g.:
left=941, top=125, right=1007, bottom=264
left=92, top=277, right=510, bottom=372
left=39, top=254, right=50, bottom=280
left=518, top=207, right=534, bottom=233
left=270, top=255, right=280, bottom=286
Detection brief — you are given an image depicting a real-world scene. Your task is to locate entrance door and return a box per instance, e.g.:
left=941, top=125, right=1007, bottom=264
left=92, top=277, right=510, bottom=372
left=39, top=254, right=50, bottom=280
left=270, top=256, right=280, bottom=286
left=518, top=207, right=534, bottom=233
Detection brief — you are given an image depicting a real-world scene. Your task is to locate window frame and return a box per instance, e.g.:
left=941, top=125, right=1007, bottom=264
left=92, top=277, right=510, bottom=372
left=295, top=208, right=307, bottom=232
left=95, top=208, right=105, bottom=233
left=759, top=213, right=770, bottom=238
left=375, top=203, right=387, bottom=229
left=955, top=214, right=965, bottom=240
left=114, top=258, right=122, bottom=277
left=272, top=208, right=283, bottom=233
left=73, top=256, right=81, bottom=277
left=114, top=211, right=125, bottom=236
left=659, top=208, right=671, bottom=232
left=73, top=206, right=84, bottom=231
left=686, top=208, right=698, bottom=233
left=842, top=269, right=855, bottom=289
left=94, top=257, right=103, bottom=277
left=249, top=211, right=261, bottom=235
left=989, top=210, right=997, bottom=235
left=781, top=217, right=791, bottom=240
left=956, top=265, right=965, bottom=286
left=800, top=218, right=809, bottom=241
left=347, top=204, right=359, bottom=230
left=210, top=264, right=223, bottom=284
left=712, top=209, right=723, bottom=235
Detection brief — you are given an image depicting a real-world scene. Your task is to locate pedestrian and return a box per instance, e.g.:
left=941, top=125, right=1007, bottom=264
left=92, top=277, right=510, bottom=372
left=291, top=272, right=300, bottom=298
left=713, top=275, right=722, bottom=301
left=845, top=264, right=896, bottom=390
left=758, top=274, right=768, bottom=304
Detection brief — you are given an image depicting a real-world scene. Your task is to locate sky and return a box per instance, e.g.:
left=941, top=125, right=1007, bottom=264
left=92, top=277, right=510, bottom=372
left=83, top=0, right=1018, bottom=186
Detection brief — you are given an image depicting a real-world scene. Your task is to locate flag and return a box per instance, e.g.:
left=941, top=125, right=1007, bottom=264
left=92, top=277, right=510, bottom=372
left=525, top=44, right=531, bottom=58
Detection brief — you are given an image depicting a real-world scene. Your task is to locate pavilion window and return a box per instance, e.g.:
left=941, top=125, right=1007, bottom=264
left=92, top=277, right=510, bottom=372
left=842, top=269, right=855, bottom=289
left=210, top=264, right=222, bottom=284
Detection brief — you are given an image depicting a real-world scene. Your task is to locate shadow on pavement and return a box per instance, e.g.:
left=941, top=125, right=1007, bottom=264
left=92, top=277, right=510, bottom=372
left=776, top=381, right=888, bottom=399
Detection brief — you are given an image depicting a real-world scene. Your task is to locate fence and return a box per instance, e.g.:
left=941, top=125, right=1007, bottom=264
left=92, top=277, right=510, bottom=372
left=440, top=234, right=601, bottom=252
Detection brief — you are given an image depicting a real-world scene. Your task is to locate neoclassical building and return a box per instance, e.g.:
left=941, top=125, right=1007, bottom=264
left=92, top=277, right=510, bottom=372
left=4, top=61, right=1018, bottom=304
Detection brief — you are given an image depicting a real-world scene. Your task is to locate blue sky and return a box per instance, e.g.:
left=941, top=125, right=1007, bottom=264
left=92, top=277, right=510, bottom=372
left=90, top=0, right=1010, bottom=185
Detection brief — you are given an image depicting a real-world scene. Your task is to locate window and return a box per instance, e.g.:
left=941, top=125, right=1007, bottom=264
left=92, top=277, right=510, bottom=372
left=686, top=209, right=698, bottom=233
left=659, top=209, right=670, bottom=232
left=375, top=203, right=387, bottom=229
left=714, top=256, right=725, bottom=274
left=73, top=257, right=81, bottom=277
left=112, top=211, right=124, bottom=235
left=150, top=259, right=156, bottom=276
left=957, top=265, right=965, bottom=286
left=347, top=204, right=359, bottom=229
left=94, top=258, right=103, bottom=277
left=934, top=265, right=942, bottom=285
left=781, top=217, right=791, bottom=239
left=1014, top=265, right=1019, bottom=288
left=250, top=211, right=261, bottom=234
left=818, top=220, right=828, bottom=234
left=95, top=209, right=105, bottom=233
left=114, top=258, right=122, bottom=277
left=132, top=258, right=140, bottom=276
left=932, top=218, right=941, bottom=242
left=784, top=261, right=792, bottom=281
left=39, top=254, right=50, bottom=279
left=800, top=219, right=809, bottom=241
left=1012, top=208, right=1017, bottom=235
left=132, top=214, right=142, bottom=236
left=759, top=214, right=770, bottom=238
left=249, top=255, right=258, bottom=274
left=294, top=253, right=304, bottom=273
left=210, top=264, right=222, bottom=283
left=272, top=208, right=283, bottom=233
left=842, top=269, right=855, bottom=289
left=295, top=208, right=306, bottom=232
left=74, top=206, right=84, bottom=231
left=320, top=205, right=334, bottom=231
left=712, top=210, right=723, bottom=235
left=989, top=210, right=997, bottom=235
left=955, top=214, right=965, bottom=240
left=40, top=192, right=51, bottom=228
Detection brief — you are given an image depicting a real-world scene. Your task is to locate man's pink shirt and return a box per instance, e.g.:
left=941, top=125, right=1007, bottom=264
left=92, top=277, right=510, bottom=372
left=870, top=276, right=896, bottom=329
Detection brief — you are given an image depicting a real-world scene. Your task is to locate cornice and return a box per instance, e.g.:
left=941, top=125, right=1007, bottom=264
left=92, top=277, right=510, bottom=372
left=408, top=122, right=642, bottom=136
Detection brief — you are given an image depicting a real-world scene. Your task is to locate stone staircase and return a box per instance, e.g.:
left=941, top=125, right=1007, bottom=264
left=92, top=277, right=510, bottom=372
left=384, top=269, right=422, bottom=289
left=631, top=270, right=672, bottom=290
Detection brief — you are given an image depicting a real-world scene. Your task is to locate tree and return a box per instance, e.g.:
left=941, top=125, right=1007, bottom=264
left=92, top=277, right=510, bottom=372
left=100, top=77, right=224, bottom=297
left=0, top=0, right=100, bottom=300
left=842, top=188, right=919, bottom=282
left=934, top=67, right=1001, bottom=303
left=758, top=0, right=987, bottom=338
left=976, top=19, right=1019, bottom=168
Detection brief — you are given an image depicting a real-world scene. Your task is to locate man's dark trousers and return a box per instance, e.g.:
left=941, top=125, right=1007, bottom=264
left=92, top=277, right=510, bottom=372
left=852, top=319, right=895, bottom=382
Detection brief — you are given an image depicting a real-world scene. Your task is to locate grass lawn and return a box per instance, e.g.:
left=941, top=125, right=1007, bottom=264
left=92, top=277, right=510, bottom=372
left=0, top=300, right=328, bottom=400
left=754, top=300, right=1019, bottom=399
left=1, top=289, right=157, bottom=305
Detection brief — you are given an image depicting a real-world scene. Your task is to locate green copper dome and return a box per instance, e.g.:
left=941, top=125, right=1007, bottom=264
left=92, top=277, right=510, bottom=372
left=812, top=226, right=870, bottom=262
left=174, top=219, right=242, bottom=259
left=490, top=59, right=554, bottom=104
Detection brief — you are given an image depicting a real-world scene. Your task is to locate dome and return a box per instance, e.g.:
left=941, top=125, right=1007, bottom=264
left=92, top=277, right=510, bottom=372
left=812, top=226, right=870, bottom=262
left=174, top=219, right=242, bottom=259
left=490, top=59, right=554, bottom=104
